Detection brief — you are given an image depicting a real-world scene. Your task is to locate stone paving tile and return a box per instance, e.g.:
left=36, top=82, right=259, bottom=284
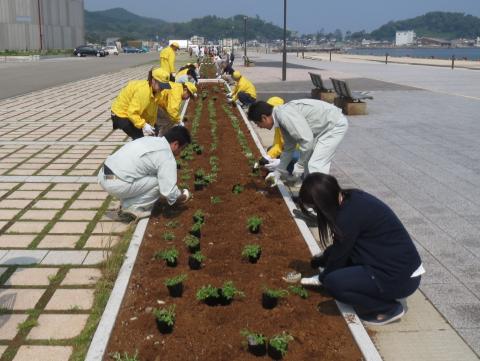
left=0, top=250, right=48, bottom=265
left=83, top=250, right=109, bottom=265
left=60, top=210, right=97, bottom=221
left=19, top=209, right=57, bottom=221
left=17, top=183, right=50, bottom=191
left=457, top=328, right=480, bottom=356
left=51, top=183, right=82, bottom=191
left=37, top=235, right=79, bottom=249
left=41, top=250, right=87, bottom=265
left=0, top=199, right=31, bottom=209
left=6, top=221, right=48, bottom=234
left=6, top=191, right=42, bottom=199
left=45, top=289, right=94, bottom=310
left=49, top=221, right=88, bottom=234
left=61, top=268, right=102, bottom=286
left=42, top=190, right=77, bottom=199
left=0, top=345, right=6, bottom=357
left=0, top=209, right=20, bottom=220
left=27, top=314, right=89, bottom=339
left=0, top=314, right=29, bottom=339
left=5, top=267, right=58, bottom=286
left=85, top=183, right=104, bottom=191
left=0, top=289, right=44, bottom=309
left=84, top=234, right=120, bottom=248
left=13, top=345, right=72, bottom=361
left=32, top=199, right=66, bottom=209
left=92, top=221, right=129, bottom=234
left=0, top=234, right=36, bottom=248
left=69, top=199, right=104, bottom=209
left=77, top=191, right=106, bottom=200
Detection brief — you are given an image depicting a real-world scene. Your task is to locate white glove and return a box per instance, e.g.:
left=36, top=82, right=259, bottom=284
left=142, top=123, right=155, bottom=136
left=226, top=98, right=233, bottom=104
left=265, top=171, right=280, bottom=187
left=265, top=158, right=281, bottom=171
left=226, top=92, right=232, bottom=98
left=177, top=121, right=185, bottom=127
left=178, top=189, right=191, bottom=204
left=292, top=163, right=304, bottom=179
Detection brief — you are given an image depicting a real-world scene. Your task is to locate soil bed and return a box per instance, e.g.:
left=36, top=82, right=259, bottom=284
left=105, top=82, right=361, bottom=361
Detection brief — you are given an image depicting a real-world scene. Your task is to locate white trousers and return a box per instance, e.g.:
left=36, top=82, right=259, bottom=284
left=98, top=168, right=160, bottom=212
left=307, top=114, right=348, bottom=175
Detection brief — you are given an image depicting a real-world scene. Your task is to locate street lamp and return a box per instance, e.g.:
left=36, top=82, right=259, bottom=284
left=244, top=16, right=247, bottom=66
left=282, top=0, right=287, bottom=81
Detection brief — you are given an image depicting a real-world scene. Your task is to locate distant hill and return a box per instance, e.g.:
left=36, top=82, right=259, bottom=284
left=369, top=12, right=480, bottom=40
left=85, top=8, right=289, bottom=43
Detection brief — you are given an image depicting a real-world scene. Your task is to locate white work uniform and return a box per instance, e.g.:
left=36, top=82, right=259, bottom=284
left=273, top=99, right=348, bottom=175
left=97, top=137, right=181, bottom=212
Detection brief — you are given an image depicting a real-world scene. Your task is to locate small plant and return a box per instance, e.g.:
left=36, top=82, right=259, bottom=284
left=210, top=196, right=222, bottom=204
left=232, top=184, right=244, bottom=194
left=262, top=287, right=289, bottom=309
left=189, top=251, right=205, bottom=270
left=192, top=143, right=203, bottom=155
left=189, top=222, right=202, bottom=238
left=164, top=274, right=187, bottom=298
left=165, top=220, right=180, bottom=228
left=180, top=173, right=191, bottom=181
left=155, top=247, right=179, bottom=267
left=268, top=332, right=294, bottom=359
left=242, top=244, right=262, bottom=263
left=220, top=281, right=245, bottom=305
left=194, top=168, right=206, bottom=180
left=184, top=234, right=200, bottom=253
left=247, top=216, right=263, bottom=233
left=163, top=231, right=175, bottom=241
left=193, top=209, right=205, bottom=224
left=153, top=305, right=176, bottom=333
left=112, top=351, right=139, bottom=361
left=48, top=273, right=62, bottom=284
left=196, top=284, right=220, bottom=306
left=263, top=288, right=289, bottom=299
left=241, top=329, right=267, bottom=357
left=288, top=285, right=309, bottom=299
left=194, top=179, right=206, bottom=191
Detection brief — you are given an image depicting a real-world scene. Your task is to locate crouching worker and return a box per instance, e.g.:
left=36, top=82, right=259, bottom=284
left=227, top=71, right=256, bottom=108
left=98, top=127, right=192, bottom=223
left=299, top=173, right=424, bottom=326
left=111, top=68, right=171, bottom=139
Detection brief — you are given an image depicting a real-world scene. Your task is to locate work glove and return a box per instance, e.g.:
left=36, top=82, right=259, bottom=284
left=177, top=121, right=185, bottom=127
left=142, top=123, right=155, bottom=136
left=292, top=163, right=304, bottom=179
left=265, top=158, right=281, bottom=171
left=226, top=98, right=233, bottom=104
left=177, top=189, right=191, bottom=204
left=265, top=171, right=280, bottom=187
left=226, top=92, right=232, bottom=98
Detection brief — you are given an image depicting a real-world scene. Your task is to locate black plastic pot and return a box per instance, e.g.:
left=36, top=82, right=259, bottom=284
left=194, top=183, right=204, bottom=191
left=248, top=226, right=260, bottom=234
left=156, top=319, right=174, bottom=334
left=194, top=174, right=204, bottom=181
left=189, top=229, right=201, bottom=238
left=187, top=243, right=200, bottom=253
left=195, top=148, right=203, bottom=155
left=248, top=255, right=260, bottom=264
left=167, top=283, right=183, bottom=297
left=218, top=290, right=233, bottom=306
left=176, top=163, right=181, bottom=170
left=188, top=256, right=202, bottom=270
left=262, top=293, right=278, bottom=309
left=267, top=344, right=284, bottom=360
left=166, top=259, right=178, bottom=268
left=248, top=341, right=267, bottom=357
left=204, top=295, right=219, bottom=307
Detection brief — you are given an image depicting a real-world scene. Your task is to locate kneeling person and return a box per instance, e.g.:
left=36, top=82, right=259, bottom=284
left=98, top=127, right=192, bottom=222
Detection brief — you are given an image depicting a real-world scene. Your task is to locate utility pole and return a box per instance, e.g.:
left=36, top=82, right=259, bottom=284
left=244, top=16, right=247, bottom=66
left=282, top=0, right=287, bottom=81
left=37, top=0, right=43, bottom=50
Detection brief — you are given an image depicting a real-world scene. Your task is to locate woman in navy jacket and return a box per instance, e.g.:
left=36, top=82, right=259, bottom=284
left=299, top=173, right=424, bottom=326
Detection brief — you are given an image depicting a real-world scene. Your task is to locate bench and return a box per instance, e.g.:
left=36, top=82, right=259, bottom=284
left=308, top=72, right=336, bottom=103
left=330, top=78, right=373, bottom=115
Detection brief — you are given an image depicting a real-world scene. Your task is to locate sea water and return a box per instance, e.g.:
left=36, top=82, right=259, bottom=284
left=345, top=47, right=480, bottom=60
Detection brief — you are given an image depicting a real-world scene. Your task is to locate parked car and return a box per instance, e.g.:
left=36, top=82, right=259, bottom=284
left=123, top=47, right=141, bottom=54
left=103, top=46, right=119, bottom=55
left=73, top=45, right=106, bottom=57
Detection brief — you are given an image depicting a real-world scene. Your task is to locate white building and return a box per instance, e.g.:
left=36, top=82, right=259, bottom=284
left=476, top=37, right=480, bottom=47
left=190, top=36, right=205, bottom=45
left=0, top=0, right=84, bottom=50
left=395, top=30, right=416, bottom=46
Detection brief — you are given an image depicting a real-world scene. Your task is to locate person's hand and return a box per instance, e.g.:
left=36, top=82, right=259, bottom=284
left=292, top=163, right=304, bottom=179
left=265, top=158, right=280, bottom=171
left=177, top=189, right=191, bottom=204
left=265, top=171, right=280, bottom=187
left=226, top=92, right=232, bottom=98
left=226, top=97, right=233, bottom=104
left=177, top=121, right=185, bottom=127
left=142, top=123, right=155, bottom=136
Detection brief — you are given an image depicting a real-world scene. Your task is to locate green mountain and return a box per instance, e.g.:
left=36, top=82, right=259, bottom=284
left=85, top=8, right=289, bottom=43
left=369, top=12, right=480, bottom=40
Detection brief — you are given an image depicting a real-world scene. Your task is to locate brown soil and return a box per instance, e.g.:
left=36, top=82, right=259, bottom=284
left=105, top=83, right=362, bottom=361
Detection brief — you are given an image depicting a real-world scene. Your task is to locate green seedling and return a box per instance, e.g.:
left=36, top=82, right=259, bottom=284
left=247, top=216, right=263, bottom=232
left=165, top=220, right=180, bottom=228
left=232, top=184, right=244, bottom=194
left=164, top=274, right=187, bottom=287
left=190, top=251, right=205, bottom=262
left=240, top=329, right=267, bottom=345
left=112, top=351, right=139, bottom=361
left=269, top=332, right=294, bottom=356
left=153, top=305, right=176, bottom=326
left=242, top=244, right=262, bottom=259
left=184, top=234, right=200, bottom=248
left=263, top=287, right=289, bottom=299
left=288, top=285, right=309, bottom=299
left=155, top=247, right=179, bottom=263
left=196, top=284, right=220, bottom=301
left=193, top=209, right=205, bottom=223
left=210, top=196, right=222, bottom=204
left=221, top=281, right=245, bottom=300
left=163, top=231, right=175, bottom=241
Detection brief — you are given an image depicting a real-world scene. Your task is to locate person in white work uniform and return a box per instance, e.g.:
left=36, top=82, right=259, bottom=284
left=98, top=126, right=192, bottom=222
left=247, top=99, right=348, bottom=186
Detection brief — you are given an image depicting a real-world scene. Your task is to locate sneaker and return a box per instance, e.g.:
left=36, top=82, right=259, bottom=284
left=300, top=275, right=322, bottom=287
left=361, top=303, right=405, bottom=326
left=119, top=208, right=151, bottom=223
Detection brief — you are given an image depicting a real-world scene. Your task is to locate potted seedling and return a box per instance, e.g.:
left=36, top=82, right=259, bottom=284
left=194, top=179, right=206, bottom=191
left=194, top=168, right=206, bottom=181
left=232, top=184, right=244, bottom=194
left=268, top=332, right=293, bottom=360
left=288, top=285, right=309, bottom=299
left=188, top=251, right=205, bottom=270
left=210, top=196, right=221, bottom=204
left=192, top=209, right=205, bottom=224
left=196, top=284, right=220, bottom=306
left=219, top=281, right=245, bottom=306
left=203, top=173, right=215, bottom=185
left=242, top=244, right=262, bottom=263
left=184, top=234, right=200, bottom=253
left=247, top=216, right=263, bottom=234
left=164, top=274, right=187, bottom=298
left=189, top=222, right=203, bottom=238
left=155, top=247, right=179, bottom=267
left=176, top=160, right=183, bottom=170
left=241, top=329, right=267, bottom=357
left=193, top=144, right=204, bottom=155
left=262, top=288, right=288, bottom=309
left=153, top=305, right=176, bottom=334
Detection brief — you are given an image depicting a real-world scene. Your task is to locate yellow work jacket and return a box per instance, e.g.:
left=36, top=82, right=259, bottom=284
left=267, top=128, right=285, bottom=158
left=159, top=47, right=176, bottom=74
left=176, top=68, right=188, bottom=77
left=232, top=76, right=256, bottom=102
left=111, top=80, right=160, bottom=129
left=158, top=82, right=183, bottom=123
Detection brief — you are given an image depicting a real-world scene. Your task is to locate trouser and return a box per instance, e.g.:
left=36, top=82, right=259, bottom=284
left=323, top=265, right=421, bottom=315
left=237, top=92, right=256, bottom=107
left=111, top=113, right=144, bottom=140
left=307, top=114, right=348, bottom=174
left=97, top=167, right=160, bottom=212
left=156, top=108, right=175, bottom=137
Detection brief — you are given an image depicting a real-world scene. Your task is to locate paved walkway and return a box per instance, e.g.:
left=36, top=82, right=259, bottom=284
left=239, top=52, right=480, bottom=360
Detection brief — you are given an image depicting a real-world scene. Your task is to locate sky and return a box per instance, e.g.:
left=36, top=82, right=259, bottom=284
left=84, top=0, right=480, bottom=35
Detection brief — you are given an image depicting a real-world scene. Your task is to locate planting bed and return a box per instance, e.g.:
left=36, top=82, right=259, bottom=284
left=105, top=81, right=361, bottom=360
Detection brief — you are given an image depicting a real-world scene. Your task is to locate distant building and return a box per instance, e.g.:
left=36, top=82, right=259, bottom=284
left=190, top=36, right=205, bottom=45
left=476, top=37, right=480, bottom=47
left=395, top=30, right=416, bottom=46
left=169, top=40, right=189, bottom=49
left=0, top=0, right=84, bottom=51
left=417, top=37, right=451, bottom=47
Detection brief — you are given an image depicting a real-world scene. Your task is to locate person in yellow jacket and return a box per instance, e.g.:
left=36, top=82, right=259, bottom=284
left=111, top=68, right=171, bottom=139
left=159, top=42, right=180, bottom=80
left=227, top=71, right=256, bottom=107
left=175, top=63, right=199, bottom=84
left=157, top=81, right=198, bottom=135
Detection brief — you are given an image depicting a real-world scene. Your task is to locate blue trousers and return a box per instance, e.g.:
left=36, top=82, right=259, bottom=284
left=323, top=265, right=420, bottom=315
left=237, top=92, right=256, bottom=106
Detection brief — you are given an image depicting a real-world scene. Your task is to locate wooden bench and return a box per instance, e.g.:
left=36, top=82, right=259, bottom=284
left=308, top=72, right=336, bottom=103
left=330, top=78, right=373, bottom=115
